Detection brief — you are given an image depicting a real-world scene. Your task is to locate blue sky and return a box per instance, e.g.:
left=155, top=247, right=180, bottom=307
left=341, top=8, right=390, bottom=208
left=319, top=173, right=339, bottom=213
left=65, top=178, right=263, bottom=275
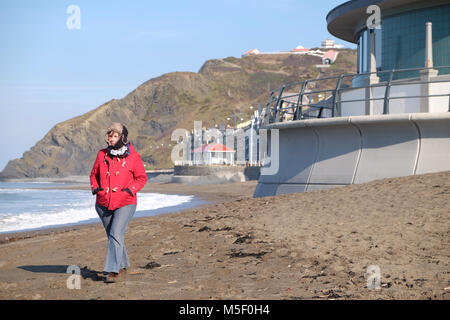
left=0, top=0, right=354, bottom=171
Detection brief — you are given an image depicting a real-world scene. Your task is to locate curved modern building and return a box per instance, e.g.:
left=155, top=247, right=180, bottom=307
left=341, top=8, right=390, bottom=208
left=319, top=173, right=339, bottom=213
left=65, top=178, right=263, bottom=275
left=253, top=0, right=450, bottom=198
left=327, top=0, right=450, bottom=78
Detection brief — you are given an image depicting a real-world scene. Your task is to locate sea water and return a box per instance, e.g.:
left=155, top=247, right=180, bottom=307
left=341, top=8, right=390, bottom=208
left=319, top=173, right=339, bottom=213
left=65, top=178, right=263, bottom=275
left=0, top=181, right=206, bottom=234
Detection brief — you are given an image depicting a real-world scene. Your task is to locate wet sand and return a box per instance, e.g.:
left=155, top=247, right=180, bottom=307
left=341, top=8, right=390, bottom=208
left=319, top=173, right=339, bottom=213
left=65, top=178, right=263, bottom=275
left=0, top=172, right=449, bottom=300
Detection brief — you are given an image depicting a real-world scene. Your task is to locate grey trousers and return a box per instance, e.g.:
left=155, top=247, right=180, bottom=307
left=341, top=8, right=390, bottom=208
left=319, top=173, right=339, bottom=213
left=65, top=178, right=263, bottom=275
left=95, top=203, right=136, bottom=274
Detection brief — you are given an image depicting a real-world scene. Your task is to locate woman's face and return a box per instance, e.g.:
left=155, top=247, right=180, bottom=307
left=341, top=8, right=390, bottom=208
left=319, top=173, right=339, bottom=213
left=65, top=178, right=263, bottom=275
left=107, top=131, right=120, bottom=146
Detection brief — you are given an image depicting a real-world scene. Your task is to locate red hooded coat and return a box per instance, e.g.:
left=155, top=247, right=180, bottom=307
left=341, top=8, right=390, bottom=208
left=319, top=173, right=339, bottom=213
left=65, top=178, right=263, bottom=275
left=90, top=143, right=148, bottom=210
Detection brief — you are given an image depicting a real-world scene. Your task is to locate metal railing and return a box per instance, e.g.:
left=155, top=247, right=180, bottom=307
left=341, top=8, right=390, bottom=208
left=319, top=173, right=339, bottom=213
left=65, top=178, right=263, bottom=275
left=262, top=66, right=450, bottom=125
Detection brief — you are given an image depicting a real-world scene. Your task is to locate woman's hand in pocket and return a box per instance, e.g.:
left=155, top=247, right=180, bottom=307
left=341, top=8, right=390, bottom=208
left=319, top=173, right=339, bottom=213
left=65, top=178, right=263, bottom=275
left=122, top=188, right=134, bottom=197
left=92, top=187, right=104, bottom=195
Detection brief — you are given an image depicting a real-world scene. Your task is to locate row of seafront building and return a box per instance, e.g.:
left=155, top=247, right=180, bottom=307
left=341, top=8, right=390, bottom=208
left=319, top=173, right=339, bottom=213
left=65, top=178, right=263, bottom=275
left=174, top=107, right=265, bottom=167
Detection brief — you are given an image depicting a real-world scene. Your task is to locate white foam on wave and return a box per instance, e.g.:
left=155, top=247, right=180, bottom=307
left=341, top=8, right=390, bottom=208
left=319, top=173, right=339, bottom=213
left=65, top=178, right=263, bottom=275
left=0, top=192, right=194, bottom=234
left=19, top=181, right=55, bottom=184
left=0, top=188, right=41, bottom=193
left=136, top=193, right=194, bottom=211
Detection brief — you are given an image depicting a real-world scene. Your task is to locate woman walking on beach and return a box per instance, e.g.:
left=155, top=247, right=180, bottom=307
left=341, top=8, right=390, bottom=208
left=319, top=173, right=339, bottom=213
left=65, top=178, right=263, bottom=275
left=90, top=122, right=148, bottom=283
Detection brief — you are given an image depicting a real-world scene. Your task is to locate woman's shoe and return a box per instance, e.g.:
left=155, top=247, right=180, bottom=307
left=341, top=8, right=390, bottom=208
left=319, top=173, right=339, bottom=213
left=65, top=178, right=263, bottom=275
left=104, top=272, right=120, bottom=283
left=119, top=268, right=127, bottom=276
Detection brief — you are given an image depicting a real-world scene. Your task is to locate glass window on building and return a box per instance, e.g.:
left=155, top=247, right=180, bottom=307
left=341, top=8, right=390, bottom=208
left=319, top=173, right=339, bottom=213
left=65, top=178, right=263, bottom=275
left=381, top=4, right=450, bottom=79
left=375, top=28, right=382, bottom=70
left=357, top=36, right=362, bottom=73
left=357, top=4, right=449, bottom=80
left=358, top=29, right=368, bottom=73
left=357, top=27, right=382, bottom=74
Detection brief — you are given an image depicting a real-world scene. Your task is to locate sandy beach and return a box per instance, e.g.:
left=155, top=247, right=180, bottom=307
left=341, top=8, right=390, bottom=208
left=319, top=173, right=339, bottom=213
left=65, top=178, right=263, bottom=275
left=0, top=172, right=449, bottom=300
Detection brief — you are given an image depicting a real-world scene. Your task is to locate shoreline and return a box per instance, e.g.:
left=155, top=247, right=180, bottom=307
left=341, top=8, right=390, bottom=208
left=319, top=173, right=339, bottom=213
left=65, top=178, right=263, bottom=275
left=0, top=180, right=259, bottom=244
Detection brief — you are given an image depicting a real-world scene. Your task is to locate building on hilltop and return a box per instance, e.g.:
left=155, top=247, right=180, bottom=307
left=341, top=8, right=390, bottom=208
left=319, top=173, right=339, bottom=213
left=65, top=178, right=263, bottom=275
left=291, top=45, right=309, bottom=52
left=321, top=38, right=344, bottom=49
left=242, top=49, right=260, bottom=57
left=241, top=43, right=339, bottom=64
left=322, top=50, right=339, bottom=64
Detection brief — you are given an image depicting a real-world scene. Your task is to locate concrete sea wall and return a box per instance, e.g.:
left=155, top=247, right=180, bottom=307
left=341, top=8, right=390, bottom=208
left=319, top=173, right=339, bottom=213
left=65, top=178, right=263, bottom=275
left=254, top=113, right=450, bottom=197
left=173, top=165, right=260, bottom=185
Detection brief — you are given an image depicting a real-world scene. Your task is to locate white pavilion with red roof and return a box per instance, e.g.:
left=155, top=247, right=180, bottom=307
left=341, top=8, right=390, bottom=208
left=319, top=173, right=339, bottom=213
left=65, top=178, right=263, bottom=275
left=192, top=142, right=236, bottom=165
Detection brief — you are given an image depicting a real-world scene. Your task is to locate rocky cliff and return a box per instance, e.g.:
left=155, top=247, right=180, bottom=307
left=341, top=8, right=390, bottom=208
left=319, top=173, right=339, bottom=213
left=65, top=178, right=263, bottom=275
left=0, top=50, right=356, bottom=179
